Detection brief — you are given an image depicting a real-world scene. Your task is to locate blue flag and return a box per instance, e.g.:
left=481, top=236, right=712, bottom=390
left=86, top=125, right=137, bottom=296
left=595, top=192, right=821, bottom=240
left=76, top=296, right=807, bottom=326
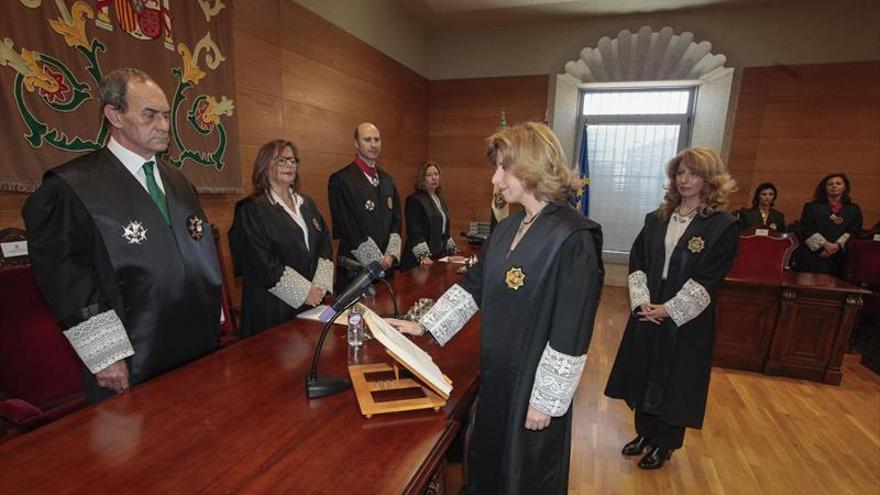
left=576, top=124, right=590, bottom=217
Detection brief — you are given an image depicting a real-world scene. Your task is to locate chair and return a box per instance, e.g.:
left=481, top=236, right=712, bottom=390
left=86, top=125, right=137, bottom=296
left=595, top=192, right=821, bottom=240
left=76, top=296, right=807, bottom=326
left=842, top=238, right=880, bottom=355
left=0, top=264, right=85, bottom=438
left=727, top=228, right=797, bottom=280
left=212, top=224, right=239, bottom=347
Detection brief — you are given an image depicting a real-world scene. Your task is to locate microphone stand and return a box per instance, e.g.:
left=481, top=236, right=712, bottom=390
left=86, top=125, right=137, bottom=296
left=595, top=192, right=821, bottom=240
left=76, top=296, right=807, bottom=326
left=306, top=296, right=361, bottom=399
left=376, top=277, right=399, bottom=318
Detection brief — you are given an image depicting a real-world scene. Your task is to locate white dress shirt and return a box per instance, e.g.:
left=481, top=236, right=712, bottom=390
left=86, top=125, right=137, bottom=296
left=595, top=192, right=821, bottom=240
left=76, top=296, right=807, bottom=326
left=270, top=188, right=309, bottom=249
left=107, top=137, right=165, bottom=194
left=663, top=210, right=696, bottom=279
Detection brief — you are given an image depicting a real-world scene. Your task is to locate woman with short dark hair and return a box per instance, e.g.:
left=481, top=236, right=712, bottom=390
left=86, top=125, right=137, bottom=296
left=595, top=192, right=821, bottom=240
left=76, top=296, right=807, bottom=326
left=791, top=173, right=863, bottom=276
left=229, top=139, right=333, bottom=337
left=737, top=182, right=786, bottom=232
left=401, top=161, right=457, bottom=270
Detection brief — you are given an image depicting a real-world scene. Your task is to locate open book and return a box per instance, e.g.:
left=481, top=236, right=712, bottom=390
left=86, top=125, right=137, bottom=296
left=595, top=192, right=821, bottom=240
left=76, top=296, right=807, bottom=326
left=362, top=307, right=453, bottom=399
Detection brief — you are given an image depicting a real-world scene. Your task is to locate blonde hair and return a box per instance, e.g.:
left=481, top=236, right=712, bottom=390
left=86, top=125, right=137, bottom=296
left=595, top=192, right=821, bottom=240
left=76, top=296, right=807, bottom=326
left=658, top=147, right=737, bottom=221
left=485, top=122, right=580, bottom=204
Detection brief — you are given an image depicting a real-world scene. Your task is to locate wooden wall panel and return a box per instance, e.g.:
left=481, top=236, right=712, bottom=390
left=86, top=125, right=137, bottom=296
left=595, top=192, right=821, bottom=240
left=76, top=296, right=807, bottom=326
left=428, top=75, right=550, bottom=243
left=727, top=61, right=880, bottom=226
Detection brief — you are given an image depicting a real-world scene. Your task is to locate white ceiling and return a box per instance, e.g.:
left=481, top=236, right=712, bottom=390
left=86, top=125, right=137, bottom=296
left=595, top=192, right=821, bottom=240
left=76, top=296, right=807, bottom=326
left=399, top=0, right=778, bottom=29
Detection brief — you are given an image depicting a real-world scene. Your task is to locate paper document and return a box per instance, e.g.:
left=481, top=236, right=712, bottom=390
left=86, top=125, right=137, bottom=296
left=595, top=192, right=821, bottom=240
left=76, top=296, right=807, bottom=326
left=362, top=307, right=452, bottom=398
left=438, top=255, right=468, bottom=264
left=296, top=305, right=349, bottom=325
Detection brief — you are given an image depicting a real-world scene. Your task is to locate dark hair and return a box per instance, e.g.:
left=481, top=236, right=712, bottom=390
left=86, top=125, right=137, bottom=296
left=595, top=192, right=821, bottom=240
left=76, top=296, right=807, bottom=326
left=98, top=68, right=154, bottom=112
left=414, top=161, right=442, bottom=194
left=251, top=139, right=301, bottom=195
left=812, top=173, right=851, bottom=204
left=751, top=182, right=778, bottom=209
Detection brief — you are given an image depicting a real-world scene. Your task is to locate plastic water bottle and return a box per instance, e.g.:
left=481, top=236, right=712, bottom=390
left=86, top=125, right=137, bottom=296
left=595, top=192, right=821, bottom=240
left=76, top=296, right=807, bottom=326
left=347, top=305, right=364, bottom=347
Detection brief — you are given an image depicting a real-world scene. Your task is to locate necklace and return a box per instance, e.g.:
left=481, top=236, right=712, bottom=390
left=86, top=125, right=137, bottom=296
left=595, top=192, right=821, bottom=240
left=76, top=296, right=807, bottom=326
left=510, top=210, right=542, bottom=253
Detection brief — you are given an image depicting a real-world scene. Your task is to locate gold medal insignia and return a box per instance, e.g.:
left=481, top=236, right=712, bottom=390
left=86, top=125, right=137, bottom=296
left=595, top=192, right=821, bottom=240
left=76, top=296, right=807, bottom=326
left=687, top=236, right=705, bottom=253
left=186, top=215, right=205, bottom=240
left=830, top=213, right=844, bottom=225
left=770, top=223, right=777, bottom=230
left=312, top=218, right=321, bottom=231
left=386, top=195, right=393, bottom=210
left=505, top=266, right=525, bottom=291
left=365, top=200, right=375, bottom=211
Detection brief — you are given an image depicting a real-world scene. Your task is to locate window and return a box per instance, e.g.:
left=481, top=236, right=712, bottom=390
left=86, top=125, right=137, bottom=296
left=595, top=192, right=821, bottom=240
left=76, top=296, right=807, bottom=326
left=577, top=88, right=696, bottom=259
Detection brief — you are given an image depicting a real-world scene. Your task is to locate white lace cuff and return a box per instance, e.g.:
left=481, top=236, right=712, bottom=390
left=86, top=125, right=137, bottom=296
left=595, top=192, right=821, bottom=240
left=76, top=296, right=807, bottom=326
left=62, top=310, right=134, bottom=374
left=835, top=232, right=850, bottom=247
left=805, top=232, right=828, bottom=252
left=352, top=237, right=383, bottom=266
left=529, top=344, right=586, bottom=417
left=664, top=278, right=711, bottom=327
left=412, top=241, right=431, bottom=260
left=419, top=283, right=478, bottom=346
left=312, top=258, right=334, bottom=295
left=446, top=237, right=457, bottom=253
left=269, top=266, right=311, bottom=309
left=628, top=270, right=650, bottom=312
left=385, top=233, right=402, bottom=261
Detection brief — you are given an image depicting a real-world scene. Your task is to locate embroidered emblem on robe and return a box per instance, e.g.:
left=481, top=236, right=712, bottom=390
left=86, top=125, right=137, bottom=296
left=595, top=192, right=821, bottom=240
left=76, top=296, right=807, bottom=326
left=122, top=220, right=148, bottom=245
left=187, top=215, right=205, bottom=240
left=386, top=195, right=393, bottom=210
left=312, top=217, right=321, bottom=231
left=505, top=266, right=525, bottom=291
left=687, top=236, right=705, bottom=253
left=368, top=176, right=379, bottom=187
left=365, top=200, right=375, bottom=211
left=830, top=213, right=844, bottom=225
left=770, top=223, right=777, bottom=230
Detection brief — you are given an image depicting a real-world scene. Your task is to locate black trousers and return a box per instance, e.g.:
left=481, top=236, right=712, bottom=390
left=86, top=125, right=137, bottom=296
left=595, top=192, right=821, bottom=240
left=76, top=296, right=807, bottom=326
left=635, top=409, right=686, bottom=450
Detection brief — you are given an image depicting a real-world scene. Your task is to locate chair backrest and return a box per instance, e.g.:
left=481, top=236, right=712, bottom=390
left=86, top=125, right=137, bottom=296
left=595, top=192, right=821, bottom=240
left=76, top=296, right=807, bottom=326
left=212, top=224, right=238, bottom=345
left=843, top=239, right=880, bottom=289
left=727, top=229, right=797, bottom=280
left=0, top=265, right=83, bottom=406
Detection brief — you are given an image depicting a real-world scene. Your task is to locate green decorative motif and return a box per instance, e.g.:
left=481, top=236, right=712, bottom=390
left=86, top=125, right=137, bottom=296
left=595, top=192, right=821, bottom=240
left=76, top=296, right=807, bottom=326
left=165, top=67, right=229, bottom=171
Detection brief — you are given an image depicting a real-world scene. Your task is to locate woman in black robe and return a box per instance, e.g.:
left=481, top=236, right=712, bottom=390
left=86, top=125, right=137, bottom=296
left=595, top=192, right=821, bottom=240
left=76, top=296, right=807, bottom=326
left=388, top=122, right=604, bottom=494
left=790, top=173, right=863, bottom=276
left=737, top=182, right=786, bottom=232
left=401, top=161, right=458, bottom=270
left=229, top=139, right=333, bottom=338
left=605, top=148, right=739, bottom=470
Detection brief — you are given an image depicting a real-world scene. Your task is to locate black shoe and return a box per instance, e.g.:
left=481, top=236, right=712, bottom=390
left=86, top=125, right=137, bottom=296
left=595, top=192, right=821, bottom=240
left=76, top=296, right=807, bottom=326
left=638, top=446, right=672, bottom=470
left=621, top=436, right=653, bottom=456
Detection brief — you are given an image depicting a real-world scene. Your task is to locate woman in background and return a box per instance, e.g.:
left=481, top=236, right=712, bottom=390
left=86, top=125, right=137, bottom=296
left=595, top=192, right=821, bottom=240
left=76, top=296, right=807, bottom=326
left=401, top=161, right=457, bottom=270
left=229, top=139, right=333, bottom=338
left=791, top=173, right=862, bottom=276
left=389, top=122, right=603, bottom=494
left=738, top=182, right=786, bottom=232
left=605, top=148, right=739, bottom=470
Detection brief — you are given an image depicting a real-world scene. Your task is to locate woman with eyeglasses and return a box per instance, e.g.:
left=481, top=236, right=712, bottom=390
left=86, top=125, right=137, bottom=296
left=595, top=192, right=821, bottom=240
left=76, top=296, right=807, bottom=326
left=400, top=161, right=458, bottom=271
left=229, top=139, right=333, bottom=338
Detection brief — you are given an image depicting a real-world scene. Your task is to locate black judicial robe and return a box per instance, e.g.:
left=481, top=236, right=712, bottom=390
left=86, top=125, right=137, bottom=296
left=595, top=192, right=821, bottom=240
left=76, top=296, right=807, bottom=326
left=791, top=201, right=863, bottom=276
left=229, top=193, right=332, bottom=337
left=737, top=207, right=786, bottom=232
left=457, top=204, right=603, bottom=495
left=327, top=162, right=400, bottom=287
left=23, top=148, right=221, bottom=402
left=401, top=189, right=452, bottom=270
left=605, top=210, right=738, bottom=429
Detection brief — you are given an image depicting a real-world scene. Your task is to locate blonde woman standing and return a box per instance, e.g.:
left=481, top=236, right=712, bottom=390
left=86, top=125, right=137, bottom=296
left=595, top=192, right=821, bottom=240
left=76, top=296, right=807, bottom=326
left=605, top=147, right=739, bottom=470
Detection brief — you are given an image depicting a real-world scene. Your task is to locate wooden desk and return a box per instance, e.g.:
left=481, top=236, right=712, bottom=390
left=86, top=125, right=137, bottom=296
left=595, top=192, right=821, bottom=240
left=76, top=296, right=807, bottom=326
left=0, top=263, right=479, bottom=494
left=714, top=271, right=870, bottom=384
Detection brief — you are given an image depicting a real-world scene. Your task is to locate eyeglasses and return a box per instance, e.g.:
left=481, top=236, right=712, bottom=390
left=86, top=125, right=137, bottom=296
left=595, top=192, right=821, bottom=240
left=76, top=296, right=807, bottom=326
left=274, top=156, right=299, bottom=167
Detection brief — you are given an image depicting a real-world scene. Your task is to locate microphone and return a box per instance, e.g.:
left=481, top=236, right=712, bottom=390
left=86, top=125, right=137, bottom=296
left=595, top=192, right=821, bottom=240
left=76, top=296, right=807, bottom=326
left=320, top=261, right=384, bottom=321
left=338, top=255, right=363, bottom=272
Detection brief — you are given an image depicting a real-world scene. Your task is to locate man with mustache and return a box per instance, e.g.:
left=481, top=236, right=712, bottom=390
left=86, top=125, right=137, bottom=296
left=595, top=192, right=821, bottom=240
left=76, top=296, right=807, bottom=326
left=23, top=68, right=222, bottom=403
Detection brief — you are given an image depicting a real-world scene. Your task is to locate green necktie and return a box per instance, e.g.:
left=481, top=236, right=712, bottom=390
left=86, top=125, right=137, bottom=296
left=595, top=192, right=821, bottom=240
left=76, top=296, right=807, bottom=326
left=142, top=161, right=171, bottom=224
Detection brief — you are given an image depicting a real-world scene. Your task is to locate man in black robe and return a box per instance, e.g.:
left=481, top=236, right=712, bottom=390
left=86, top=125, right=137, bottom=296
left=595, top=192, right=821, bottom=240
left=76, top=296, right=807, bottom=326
left=22, top=68, right=221, bottom=403
left=327, top=122, right=401, bottom=289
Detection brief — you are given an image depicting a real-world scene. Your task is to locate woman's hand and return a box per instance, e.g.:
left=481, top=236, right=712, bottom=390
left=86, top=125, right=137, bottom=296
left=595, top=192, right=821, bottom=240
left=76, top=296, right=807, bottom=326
left=305, top=285, right=324, bottom=306
left=821, top=242, right=840, bottom=258
left=638, top=303, right=668, bottom=325
left=386, top=318, right=425, bottom=336
left=524, top=405, right=551, bottom=431
left=419, top=256, right=434, bottom=266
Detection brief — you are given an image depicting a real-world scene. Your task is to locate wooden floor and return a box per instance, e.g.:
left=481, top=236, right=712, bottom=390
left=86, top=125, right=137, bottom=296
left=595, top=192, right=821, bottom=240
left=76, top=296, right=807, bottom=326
left=569, top=286, right=880, bottom=495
